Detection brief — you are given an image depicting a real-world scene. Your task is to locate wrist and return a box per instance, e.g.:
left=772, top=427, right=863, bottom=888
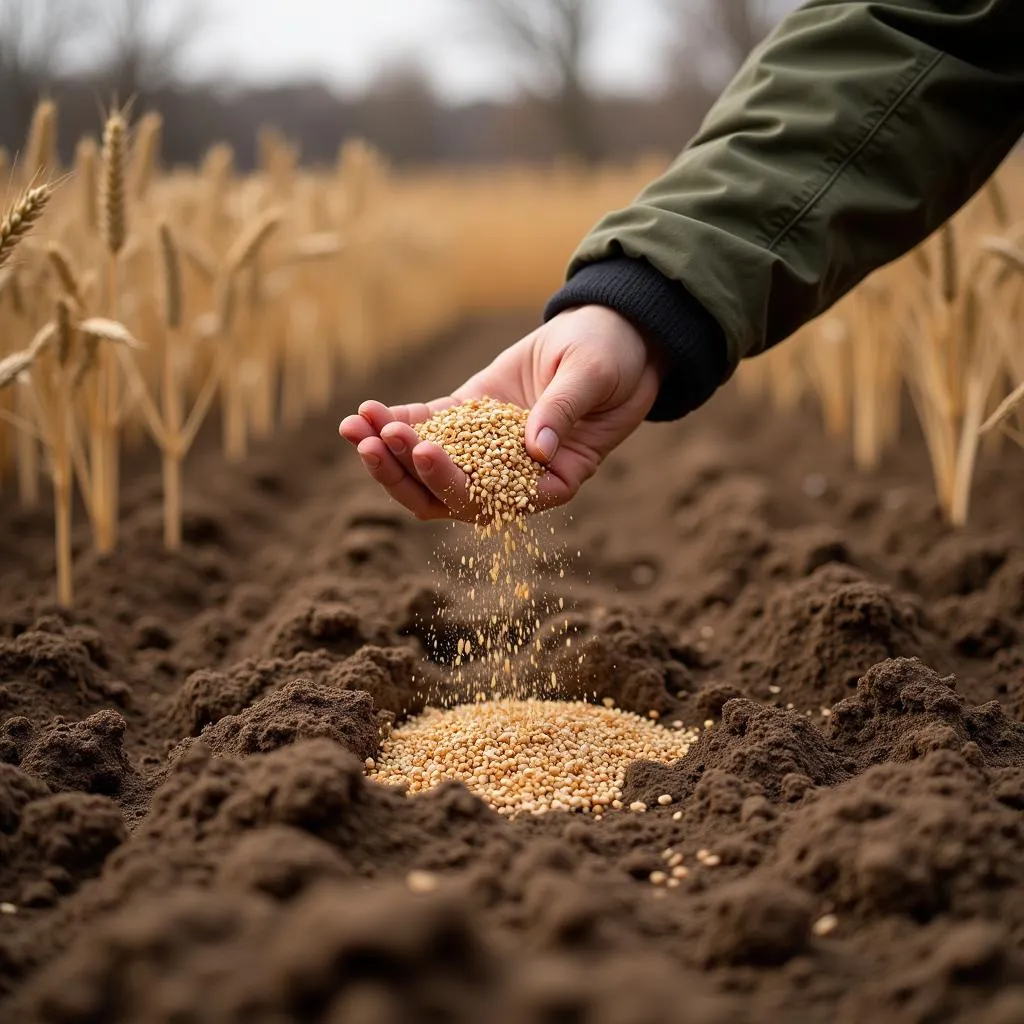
left=550, top=303, right=670, bottom=383
left=543, top=257, right=730, bottom=420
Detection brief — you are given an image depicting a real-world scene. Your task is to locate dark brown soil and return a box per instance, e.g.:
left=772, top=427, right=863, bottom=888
left=2, top=313, right=1023, bottom=1023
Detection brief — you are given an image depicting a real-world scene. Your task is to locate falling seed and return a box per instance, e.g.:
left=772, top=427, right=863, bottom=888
left=768, top=685, right=782, bottom=695
left=672, top=810, right=683, bottom=821
left=649, top=871, right=667, bottom=886
left=812, top=913, right=839, bottom=937
left=406, top=870, right=440, bottom=894
left=0, top=902, right=17, bottom=915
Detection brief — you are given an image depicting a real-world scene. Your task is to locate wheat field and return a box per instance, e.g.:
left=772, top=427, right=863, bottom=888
left=0, top=101, right=1021, bottom=603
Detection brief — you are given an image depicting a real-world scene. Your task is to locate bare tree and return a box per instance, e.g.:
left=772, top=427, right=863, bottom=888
left=0, top=0, right=92, bottom=149
left=92, top=0, right=209, bottom=102
left=662, top=0, right=801, bottom=95
left=464, top=0, right=602, bottom=164
left=358, top=60, right=444, bottom=165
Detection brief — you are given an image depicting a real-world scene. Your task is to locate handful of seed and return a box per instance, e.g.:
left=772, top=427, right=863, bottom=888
left=414, top=397, right=544, bottom=527
left=368, top=698, right=697, bottom=817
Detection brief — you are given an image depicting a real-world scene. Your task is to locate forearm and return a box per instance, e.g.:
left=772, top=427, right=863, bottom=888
left=545, top=0, right=1024, bottom=419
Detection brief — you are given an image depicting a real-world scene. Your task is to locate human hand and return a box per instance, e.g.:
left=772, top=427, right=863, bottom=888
left=338, top=305, right=666, bottom=522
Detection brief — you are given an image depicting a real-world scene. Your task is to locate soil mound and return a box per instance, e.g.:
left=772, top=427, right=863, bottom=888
left=625, top=697, right=852, bottom=808
left=826, top=657, right=1024, bottom=769
left=172, top=644, right=428, bottom=737
left=173, top=679, right=379, bottom=763
left=721, top=564, right=939, bottom=708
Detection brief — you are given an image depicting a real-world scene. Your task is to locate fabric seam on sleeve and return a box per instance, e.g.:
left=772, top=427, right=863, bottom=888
left=766, top=50, right=945, bottom=252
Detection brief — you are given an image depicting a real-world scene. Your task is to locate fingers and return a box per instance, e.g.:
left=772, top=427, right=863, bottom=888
left=388, top=397, right=458, bottom=424
left=533, top=444, right=597, bottom=511
left=355, top=437, right=450, bottom=521
left=340, top=398, right=456, bottom=448
left=379, top=421, right=422, bottom=476
left=357, top=400, right=397, bottom=433
left=380, top=422, right=477, bottom=521
left=338, top=413, right=373, bottom=446
left=525, top=351, right=614, bottom=464
left=535, top=472, right=574, bottom=512
left=410, top=441, right=478, bottom=521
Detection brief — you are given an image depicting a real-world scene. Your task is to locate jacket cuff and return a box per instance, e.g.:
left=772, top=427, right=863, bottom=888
left=542, top=257, right=730, bottom=421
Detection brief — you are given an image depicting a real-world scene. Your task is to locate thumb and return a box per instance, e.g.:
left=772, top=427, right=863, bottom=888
left=526, top=350, right=610, bottom=464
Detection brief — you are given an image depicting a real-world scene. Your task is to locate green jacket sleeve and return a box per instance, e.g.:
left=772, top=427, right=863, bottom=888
left=544, top=0, right=1024, bottom=420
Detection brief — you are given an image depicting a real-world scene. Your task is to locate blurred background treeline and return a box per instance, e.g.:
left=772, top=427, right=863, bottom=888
left=0, top=0, right=800, bottom=170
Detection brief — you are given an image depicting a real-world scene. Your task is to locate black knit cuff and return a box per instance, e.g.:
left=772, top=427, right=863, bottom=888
left=543, top=257, right=730, bottom=421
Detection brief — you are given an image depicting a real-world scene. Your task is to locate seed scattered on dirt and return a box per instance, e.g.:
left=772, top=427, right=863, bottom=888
left=629, top=801, right=648, bottom=813
left=0, top=902, right=17, bottom=915
left=657, top=793, right=673, bottom=805
left=813, top=914, right=839, bottom=937
left=672, top=810, right=683, bottom=821
left=369, top=698, right=697, bottom=818
left=649, top=871, right=667, bottom=886
left=405, top=870, right=440, bottom=894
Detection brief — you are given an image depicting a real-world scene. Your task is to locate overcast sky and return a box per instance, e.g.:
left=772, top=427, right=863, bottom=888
left=157, top=0, right=672, bottom=102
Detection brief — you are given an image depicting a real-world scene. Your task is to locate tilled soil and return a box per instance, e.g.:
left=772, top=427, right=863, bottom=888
left=2, top=313, right=1023, bottom=1023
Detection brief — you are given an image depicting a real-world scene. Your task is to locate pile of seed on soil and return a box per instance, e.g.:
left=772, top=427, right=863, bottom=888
left=369, top=698, right=698, bottom=816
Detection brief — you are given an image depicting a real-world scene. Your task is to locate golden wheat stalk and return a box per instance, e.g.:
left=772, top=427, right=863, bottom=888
left=0, top=184, right=52, bottom=271
left=46, top=243, right=85, bottom=311
left=75, top=136, right=99, bottom=231
left=24, top=98, right=57, bottom=182
left=130, top=112, right=163, bottom=202
left=224, top=208, right=282, bottom=275
left=100, top=110, right=128, bottom=257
